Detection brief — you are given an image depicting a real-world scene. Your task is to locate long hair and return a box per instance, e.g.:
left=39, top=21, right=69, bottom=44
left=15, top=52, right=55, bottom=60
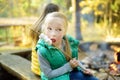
left=64, top=36, right=72, bottom=61
left=42, top=12, right=71, bottom=61
left=29, top=3, right=59, bottom=46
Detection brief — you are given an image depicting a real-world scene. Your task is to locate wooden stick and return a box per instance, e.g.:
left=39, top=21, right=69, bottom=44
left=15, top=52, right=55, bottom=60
left=103, top=69, right=116, bottom=80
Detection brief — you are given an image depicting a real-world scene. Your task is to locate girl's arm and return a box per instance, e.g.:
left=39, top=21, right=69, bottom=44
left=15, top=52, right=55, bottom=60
left=37, top=51, right=73, bottom=79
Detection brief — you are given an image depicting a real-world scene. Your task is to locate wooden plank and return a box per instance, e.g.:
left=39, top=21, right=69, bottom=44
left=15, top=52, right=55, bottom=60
left=1, top=48, right=32, bottom=57
left=0, top=18, right=37, bottom=28
left=0, top=48, right=32, bottom=60
left=0, top=55, right=40, bottom=80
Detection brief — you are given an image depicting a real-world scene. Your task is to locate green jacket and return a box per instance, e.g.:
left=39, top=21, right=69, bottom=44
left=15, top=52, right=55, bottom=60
left=36, top=35, right=79, bottom=80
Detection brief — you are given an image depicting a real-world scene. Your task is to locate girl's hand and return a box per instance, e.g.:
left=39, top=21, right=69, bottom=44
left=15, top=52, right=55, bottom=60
left=69, top=58, right=79, bottom=68
left=83, top=69, right=93, bottom=75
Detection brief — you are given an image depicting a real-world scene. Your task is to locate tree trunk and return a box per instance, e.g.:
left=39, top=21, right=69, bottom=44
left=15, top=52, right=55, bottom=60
left=72, top=0, right=83, bottom=40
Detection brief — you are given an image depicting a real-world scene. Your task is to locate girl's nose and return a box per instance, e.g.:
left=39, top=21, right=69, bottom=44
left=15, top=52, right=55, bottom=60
left=51, top=31, right=56, bottom=37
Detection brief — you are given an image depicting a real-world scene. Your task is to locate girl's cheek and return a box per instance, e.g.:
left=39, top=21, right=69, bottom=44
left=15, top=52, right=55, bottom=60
left=57, top=35, right=63, bottom=40
left=45, top=30, right=50, bottom=35
left=46, top=33, right=50, bottom=38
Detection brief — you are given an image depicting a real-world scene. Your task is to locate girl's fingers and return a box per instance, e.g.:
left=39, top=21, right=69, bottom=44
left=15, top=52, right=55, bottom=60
left=69, top=59, right=79, bottom=68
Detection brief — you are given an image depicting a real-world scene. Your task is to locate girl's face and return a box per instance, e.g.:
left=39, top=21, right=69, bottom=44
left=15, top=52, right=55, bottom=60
left=44, top=18, right=66, bottom=47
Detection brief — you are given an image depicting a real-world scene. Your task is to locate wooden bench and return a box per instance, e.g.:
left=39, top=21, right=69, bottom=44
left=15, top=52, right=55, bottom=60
left=0, top=55, right=40, bottom=80
left=0, top=48, right=31, bottom=55
left=0, top=48, right=32, bottom=60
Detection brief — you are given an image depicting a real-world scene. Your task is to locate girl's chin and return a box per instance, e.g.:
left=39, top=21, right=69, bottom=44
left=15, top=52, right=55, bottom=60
left=52, top=43, right=57, bottom=46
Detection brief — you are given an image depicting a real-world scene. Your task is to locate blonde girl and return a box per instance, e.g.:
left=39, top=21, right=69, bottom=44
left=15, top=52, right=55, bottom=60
left=36, top=12, right=99, bottom=80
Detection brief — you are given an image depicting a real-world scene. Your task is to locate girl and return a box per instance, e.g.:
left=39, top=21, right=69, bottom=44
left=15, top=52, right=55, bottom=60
left=36, top=12, right=99, bottom=80
left=29, top=3, right=59, bottom=76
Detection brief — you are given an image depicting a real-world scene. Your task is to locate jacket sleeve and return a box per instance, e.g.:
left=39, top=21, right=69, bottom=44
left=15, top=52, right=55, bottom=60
left=37, top=50, right=73, bottom=79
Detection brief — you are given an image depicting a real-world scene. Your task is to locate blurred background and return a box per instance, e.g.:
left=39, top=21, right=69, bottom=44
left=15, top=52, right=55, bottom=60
left=0, top=0, right=120, bottom=54
left=0, top=0, right=120, bottom=80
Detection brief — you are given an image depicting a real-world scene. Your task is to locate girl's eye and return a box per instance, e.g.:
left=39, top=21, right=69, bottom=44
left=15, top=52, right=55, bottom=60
left=48, top=27, right=52, bottom=30
left=59, top=29, right=62, bottom=31
left=57, top=29, right=62, bottom=31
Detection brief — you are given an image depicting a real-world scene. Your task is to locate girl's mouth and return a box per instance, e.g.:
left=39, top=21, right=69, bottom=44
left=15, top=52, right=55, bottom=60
left=51, top=39, right=56, bottom=43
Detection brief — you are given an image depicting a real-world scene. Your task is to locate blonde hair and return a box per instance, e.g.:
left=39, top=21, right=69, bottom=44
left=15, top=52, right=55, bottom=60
left=29, top=3, right=59, bottom=46
left=42, top=12, right=71, bottom=61
left=42, top=12, right=68, bottom=33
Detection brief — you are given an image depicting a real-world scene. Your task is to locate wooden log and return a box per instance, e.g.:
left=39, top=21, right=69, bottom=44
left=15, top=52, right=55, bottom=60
left=0, top=55, right=40, bottom=80
left=0, top=48, right=32, bottom=60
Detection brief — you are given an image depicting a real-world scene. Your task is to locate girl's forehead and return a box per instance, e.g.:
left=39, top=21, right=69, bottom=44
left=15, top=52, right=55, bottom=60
left=45, top=18, right=64, bottom=26
left=45, top=17, right=64, bottom=24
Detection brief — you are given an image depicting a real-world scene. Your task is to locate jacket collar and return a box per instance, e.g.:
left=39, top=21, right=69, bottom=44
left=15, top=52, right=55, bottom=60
left=37, top=39, right=56, bottom=49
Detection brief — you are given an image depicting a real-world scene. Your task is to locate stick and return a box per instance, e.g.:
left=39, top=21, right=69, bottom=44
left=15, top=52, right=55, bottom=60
left=103, top=69, right=116, bottom=80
